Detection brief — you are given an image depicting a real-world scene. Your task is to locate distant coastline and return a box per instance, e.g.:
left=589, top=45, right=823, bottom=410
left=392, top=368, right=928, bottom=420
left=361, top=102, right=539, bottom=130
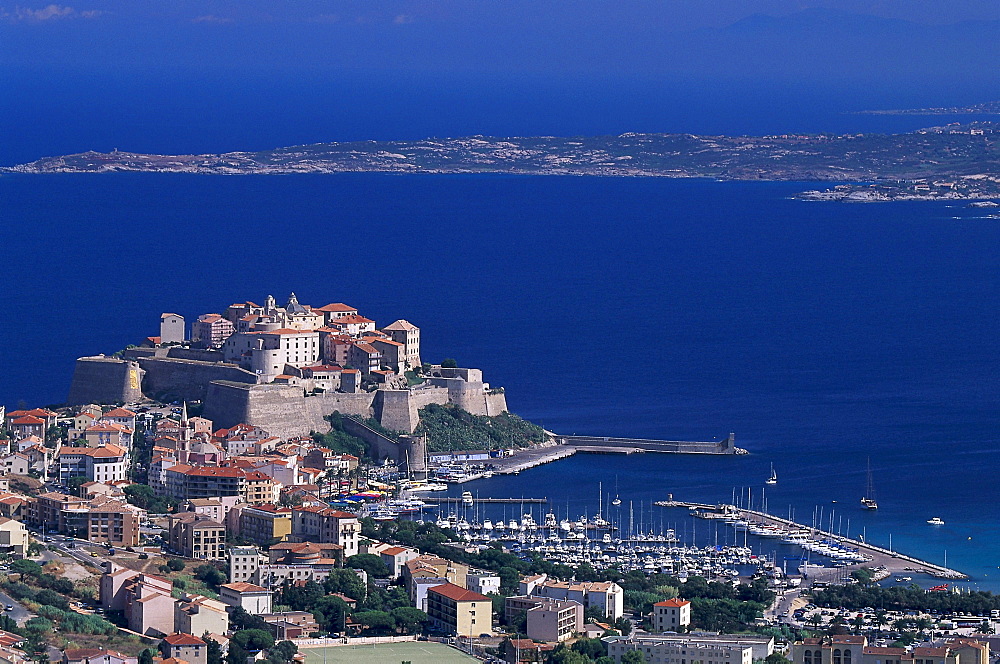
left=5, top=123, right=1000, bottom=202
left=854, top=100, right=1000, bottom=116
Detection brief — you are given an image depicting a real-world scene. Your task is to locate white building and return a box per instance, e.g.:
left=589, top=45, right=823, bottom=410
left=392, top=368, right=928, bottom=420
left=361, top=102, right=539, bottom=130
left=604, top=636, right=754, bottom=664
left=467, top=570, right=501, bottom=596
left=219, top=582, right=273, bottom=615
left=520, top=575, right=624, bottom=619
left=652, top=598, right=691, bottom=632
left=228, top=545, right=264, bottom=583
left=58, top=445, right=129, bottom=484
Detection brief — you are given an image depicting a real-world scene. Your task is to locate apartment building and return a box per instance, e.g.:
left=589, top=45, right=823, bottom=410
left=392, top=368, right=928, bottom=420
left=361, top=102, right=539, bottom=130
left=426, top=583, right=492, bottom=638
left=237, top=504, right=292, bottom=545
left=57, top=445, right=129, bottom=484
left=290, top=506, right=360, bottom=557
left=166, top=512, right=226, bottom=560
left=605, top=636, right=754, bottom=664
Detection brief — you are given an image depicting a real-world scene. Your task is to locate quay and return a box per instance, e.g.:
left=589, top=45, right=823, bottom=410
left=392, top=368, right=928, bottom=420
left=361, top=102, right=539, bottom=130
left=660, top=499, right=968, bottom=581
left=490, top=433, right=743, bottom=476
left=421, top=497, right=548, bottom=504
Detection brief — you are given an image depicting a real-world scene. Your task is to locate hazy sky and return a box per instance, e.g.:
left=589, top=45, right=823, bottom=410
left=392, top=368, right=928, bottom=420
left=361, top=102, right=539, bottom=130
left=2, top=0, right=998, bottom=158
left=2, top=0, right=999, bottom=76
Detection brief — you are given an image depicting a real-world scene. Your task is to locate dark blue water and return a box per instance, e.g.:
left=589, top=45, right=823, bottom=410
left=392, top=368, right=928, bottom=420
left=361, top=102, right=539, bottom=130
left=2, top=173, right=998, bottom=587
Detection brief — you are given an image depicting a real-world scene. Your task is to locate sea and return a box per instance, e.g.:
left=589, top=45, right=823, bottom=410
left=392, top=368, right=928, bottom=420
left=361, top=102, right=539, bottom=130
left=1, top=76, right=998, bottom=590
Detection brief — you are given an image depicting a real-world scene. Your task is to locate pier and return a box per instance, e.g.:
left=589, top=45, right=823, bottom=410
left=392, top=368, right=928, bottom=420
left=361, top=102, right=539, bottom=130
left=490, top=433, right=742, bottom=477
left=660, top=499, right=967, bottom=581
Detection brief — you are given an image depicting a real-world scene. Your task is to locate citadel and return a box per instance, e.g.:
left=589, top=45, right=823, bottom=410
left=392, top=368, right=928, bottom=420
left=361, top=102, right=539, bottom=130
left=68, top=293, right=508, bottom=443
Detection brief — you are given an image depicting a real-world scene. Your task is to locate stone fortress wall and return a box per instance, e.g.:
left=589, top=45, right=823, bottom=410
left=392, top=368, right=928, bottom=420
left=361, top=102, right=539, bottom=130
left=67, top=352, right=509, bottom=442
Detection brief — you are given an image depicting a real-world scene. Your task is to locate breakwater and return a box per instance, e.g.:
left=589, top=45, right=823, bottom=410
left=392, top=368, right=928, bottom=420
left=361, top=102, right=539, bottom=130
left=489, top=433, right=742, bottom=476
left=660, top=499, right=967, bottom=580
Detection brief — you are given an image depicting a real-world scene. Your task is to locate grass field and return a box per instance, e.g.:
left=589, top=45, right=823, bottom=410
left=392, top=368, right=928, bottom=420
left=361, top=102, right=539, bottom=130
left=300, top=641, right=477, bottom=664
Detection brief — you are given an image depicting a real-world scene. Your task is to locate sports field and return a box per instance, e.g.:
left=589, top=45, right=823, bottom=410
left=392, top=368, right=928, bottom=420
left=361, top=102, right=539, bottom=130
left=299, top=641, right=477, bottom=664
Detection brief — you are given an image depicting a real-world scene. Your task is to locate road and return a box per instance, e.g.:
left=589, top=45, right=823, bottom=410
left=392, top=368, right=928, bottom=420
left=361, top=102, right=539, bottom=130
left=0, top=589, right=35, bottom=626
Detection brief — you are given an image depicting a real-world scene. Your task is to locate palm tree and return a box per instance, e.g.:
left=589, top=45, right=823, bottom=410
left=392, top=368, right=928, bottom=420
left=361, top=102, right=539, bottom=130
left=807, top=613, right=824, bottom=632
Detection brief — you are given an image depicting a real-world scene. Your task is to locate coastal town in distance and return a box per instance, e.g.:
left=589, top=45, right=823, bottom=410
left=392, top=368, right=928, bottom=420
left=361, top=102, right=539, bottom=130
left=0, top=291, right=994, bottom=664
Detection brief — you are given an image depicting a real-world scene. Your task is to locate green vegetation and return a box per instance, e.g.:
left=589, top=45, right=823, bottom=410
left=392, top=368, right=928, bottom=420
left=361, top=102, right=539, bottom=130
left=415, top=403, right=547, bottom=452
left=811, top=582, right=1000, bottom=614
left=125, top=483, right=178, bottom=514
left=314, top=412, right=369, bottom=457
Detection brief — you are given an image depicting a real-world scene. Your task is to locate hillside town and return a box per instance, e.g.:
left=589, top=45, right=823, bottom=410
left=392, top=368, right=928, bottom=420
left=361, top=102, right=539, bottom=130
left=0, top=298, right=998, bottom=664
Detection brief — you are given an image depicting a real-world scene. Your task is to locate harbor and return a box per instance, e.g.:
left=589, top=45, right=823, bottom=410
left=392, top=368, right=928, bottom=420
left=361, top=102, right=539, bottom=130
left=659, top=498, right=968, bottom=580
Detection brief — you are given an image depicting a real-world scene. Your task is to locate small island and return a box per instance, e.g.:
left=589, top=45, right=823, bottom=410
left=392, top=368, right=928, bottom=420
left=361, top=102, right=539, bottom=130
left=6, top=122, right=1000, bottom=202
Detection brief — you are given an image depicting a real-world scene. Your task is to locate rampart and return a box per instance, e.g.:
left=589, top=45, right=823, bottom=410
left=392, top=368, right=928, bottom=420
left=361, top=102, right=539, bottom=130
left=137, top=357, right=258, bottom=402
left=67, top=356, right=145, bottom=405
left=341, top=417, right=427, bottom=474
left=203, top=381, right=376, bottom=439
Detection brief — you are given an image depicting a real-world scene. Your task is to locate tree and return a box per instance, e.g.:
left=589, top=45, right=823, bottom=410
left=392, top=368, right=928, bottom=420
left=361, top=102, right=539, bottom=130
left=266, top=641, right=298, bottom=664
left=324, top=568, right=366, bottom=600
left=622, top=651, right=647, bottom=664
left=346, top=553, right=391, bottom=579
left=765, top=654, right=793, bottom=664
left=11, top=559, right=43, bottom=576
left=441, top=358, right=458, bottom=368
left=194, top=564, right=227, bottom=589
left=138, top=650, right=155, bottom=664
left=232, top=629, right=275, bottom=653
left=571, top=637, right=607, bottom=660
left=352, top=610, right=396, bottom=635
left=205, top=638, right=224, bottom=664
left=596, top=658, right=616, bottom=664
left=390, top=607, right=429, bottom=635
left=279, top=579, right=324, bottom=611
left=166, top=558, right=186, bottom=571
left=312, top=595, right=351, bottom=633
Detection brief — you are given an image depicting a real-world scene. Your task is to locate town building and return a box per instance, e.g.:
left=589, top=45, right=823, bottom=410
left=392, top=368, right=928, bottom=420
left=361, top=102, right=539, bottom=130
left=174, top=593, right=228, bottom=636
left=228, top=546, right=264, bottom=583
left=166, top=513, right=226, bottom=560
left=0, top=518, right=28, bottom=557
left=160, top=314, right=185, bottom=345
left=260, top=612, right=319, bottom=640
left=519, top=575, right=624, bottom=619
left=252, top=541, right=345, bottom=588
left=57, top=445, right=129, bottom=484
left=62, top=649, right=137, bottom=664
left=791, top=635, right=868, bottom=664
left=236, top=504, right=292, bottom=545
left=381, top=320, right=421, bottom=369
left=290, top=506, right=360, bottom=557
left=652, top=598, right=691, bottom=632
left=466, top=570, right=501, bottom=597
left=218, top=582, right=273, bottom=615
left=426, top=583, right=492, bottom=638
left=192, top=314, right=235, bottom=350
left=159, top=634, right=207, bottom=664
left=605, top=636, right=755, bottom=664
left=379, top=546, right=421, bottom=579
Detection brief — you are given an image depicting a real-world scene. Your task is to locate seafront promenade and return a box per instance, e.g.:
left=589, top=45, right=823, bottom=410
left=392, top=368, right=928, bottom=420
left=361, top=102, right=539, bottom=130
left=662, top=499, right=967, bottom=581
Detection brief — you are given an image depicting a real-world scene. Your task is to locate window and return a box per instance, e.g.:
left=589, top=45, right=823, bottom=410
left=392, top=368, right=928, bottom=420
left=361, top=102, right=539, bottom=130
left=834, top=649, right=842, bottom=664
left=844, top=651, right=852, bottom=664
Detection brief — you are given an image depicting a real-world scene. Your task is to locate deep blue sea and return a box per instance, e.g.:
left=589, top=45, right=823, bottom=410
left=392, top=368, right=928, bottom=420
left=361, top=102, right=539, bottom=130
left=1, top=73, right=999, bottom=590
left=2, top=172, right=998, bottom=588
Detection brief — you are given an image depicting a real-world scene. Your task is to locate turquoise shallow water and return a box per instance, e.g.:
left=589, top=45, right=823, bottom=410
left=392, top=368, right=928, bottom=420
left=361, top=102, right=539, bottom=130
left=0, top=173, right=997, bottom=587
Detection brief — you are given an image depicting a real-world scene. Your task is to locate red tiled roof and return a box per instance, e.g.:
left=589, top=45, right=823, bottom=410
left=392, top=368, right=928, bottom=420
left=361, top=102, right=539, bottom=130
left=163, top=632, right=205, bottom=646
left=654, top=598, right=690, bottom=607
left=428, top=582, right=490, bottom=603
